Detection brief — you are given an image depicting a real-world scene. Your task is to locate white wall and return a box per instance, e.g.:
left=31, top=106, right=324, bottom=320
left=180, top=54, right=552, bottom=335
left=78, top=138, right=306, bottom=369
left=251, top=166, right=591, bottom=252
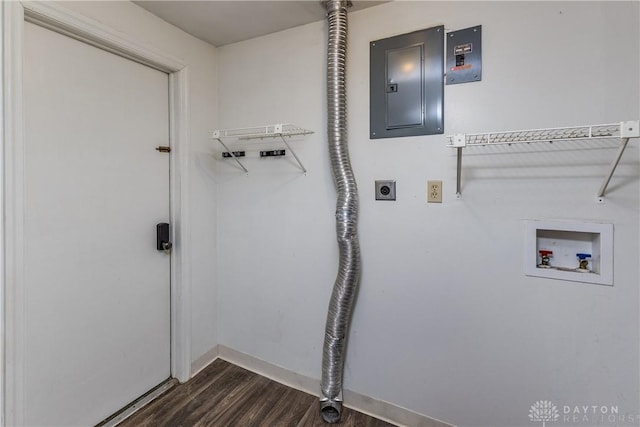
left=217, top=2, right=640, bottom=426
left=58, top=1, right=219, bottom=367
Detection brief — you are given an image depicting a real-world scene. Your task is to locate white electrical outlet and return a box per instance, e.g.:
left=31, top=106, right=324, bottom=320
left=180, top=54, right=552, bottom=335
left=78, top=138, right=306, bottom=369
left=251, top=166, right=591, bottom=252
left=427, top=180, right=442, bottom=203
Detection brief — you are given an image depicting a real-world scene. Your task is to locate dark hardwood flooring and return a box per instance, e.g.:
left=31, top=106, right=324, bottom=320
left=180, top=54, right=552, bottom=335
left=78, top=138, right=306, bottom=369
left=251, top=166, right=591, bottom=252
left=117, top=359, right=395, bottom=427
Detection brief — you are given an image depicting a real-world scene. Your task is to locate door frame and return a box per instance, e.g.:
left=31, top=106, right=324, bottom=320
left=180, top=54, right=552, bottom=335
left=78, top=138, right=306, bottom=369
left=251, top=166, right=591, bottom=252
left=1, top=2, right=193, bottom=425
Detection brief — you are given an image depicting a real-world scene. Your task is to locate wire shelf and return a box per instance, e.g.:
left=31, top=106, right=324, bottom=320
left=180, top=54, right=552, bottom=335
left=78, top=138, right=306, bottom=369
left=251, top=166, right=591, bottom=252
left=211, top=124, right=313, bottom=140
left=447, top=122, right=638, bottom=147
left=446, top=120, right=639, bottom=200
left=210, top=124, right=313, bottom=174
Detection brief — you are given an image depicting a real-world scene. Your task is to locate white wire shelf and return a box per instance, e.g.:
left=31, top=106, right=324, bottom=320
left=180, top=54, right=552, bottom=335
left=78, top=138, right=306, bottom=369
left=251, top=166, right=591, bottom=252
left=446, top=121, right=638, bottom=147
left=447, top=120, right=639, bottom=201
left=211, top=124, right=313, bottom=174
left=211, top=124, right=313, bottom=140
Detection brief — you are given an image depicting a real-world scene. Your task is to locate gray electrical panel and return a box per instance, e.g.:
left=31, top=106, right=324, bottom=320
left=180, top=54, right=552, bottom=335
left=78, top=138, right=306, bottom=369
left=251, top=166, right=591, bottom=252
left=370, top=26, right=444, bottom=139
left=446, top=25, right=482, bottom=85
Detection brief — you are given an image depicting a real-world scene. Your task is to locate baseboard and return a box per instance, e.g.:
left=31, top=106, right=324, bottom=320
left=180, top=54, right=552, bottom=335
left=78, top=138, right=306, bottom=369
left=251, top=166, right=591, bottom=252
left=190, top=344, right=219, bottom=377
left=216, top=345, right=455, bottom=427
left=217, top=345, right=318, bottom=396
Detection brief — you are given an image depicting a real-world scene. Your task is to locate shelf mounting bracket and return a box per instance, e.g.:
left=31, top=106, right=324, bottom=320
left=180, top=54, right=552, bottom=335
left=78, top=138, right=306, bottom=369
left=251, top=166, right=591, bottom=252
left=279, top=135, right=307, bottom=175
left=214, top=137, right=248, bottom=174
left=456, top=147, right=462, bottom=198
left=596, top=137, right=630, bottom=201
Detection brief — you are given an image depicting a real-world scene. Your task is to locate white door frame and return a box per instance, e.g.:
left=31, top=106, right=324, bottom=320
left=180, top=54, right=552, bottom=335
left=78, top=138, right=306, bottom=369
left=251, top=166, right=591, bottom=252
left=1, top=2, right=192, bottom=425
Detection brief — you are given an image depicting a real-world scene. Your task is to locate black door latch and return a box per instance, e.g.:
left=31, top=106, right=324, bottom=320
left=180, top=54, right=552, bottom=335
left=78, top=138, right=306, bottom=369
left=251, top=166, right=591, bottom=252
left=156, top=223, right=172, bottom=252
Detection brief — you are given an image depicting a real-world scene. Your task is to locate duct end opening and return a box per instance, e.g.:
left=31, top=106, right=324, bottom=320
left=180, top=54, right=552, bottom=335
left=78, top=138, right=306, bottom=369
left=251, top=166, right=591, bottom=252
left=320, top=399, right=342, bottom=424
left=323, top=0, right=352, bottom=13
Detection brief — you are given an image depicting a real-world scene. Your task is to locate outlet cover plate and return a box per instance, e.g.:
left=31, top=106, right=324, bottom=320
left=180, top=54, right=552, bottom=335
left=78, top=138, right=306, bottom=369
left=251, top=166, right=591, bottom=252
left=427, top=180, right=442, bottom=203
left=375, top=180, right=396, bottom=201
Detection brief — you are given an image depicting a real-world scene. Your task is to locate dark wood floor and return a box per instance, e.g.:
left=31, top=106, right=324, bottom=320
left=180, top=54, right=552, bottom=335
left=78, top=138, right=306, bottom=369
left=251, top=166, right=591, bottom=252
left=117, top=359, right=395, bottom=427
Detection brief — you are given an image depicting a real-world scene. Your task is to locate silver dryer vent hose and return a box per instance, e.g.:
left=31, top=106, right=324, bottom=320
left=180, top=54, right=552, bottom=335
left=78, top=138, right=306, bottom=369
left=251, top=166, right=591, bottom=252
left=320, top=0, right=360, bottom=424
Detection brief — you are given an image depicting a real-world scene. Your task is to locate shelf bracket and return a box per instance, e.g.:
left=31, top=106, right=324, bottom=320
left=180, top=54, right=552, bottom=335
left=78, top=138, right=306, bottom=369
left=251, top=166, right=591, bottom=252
left=451, top=134, right=466, bottom=197
left=214, top=137, right=248, bottom=174
left=455, top=147, right=463, bottom=198
left=279, top=135, right=307, bottom=174
left=596, top=137, right=630, bottom=200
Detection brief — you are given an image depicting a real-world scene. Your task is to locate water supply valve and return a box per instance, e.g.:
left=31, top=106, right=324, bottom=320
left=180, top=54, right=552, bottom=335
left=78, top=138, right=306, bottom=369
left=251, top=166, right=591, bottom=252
left=538, top=250, right=553, bottom=268
left=576, top=253, right=591, bottom=271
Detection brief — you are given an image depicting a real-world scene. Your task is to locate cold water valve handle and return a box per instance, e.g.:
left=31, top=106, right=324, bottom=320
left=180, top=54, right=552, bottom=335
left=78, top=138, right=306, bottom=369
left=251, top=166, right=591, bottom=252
left=538, top=250, right=553, bottom=268
left=576, top=253, right=591, bottom=271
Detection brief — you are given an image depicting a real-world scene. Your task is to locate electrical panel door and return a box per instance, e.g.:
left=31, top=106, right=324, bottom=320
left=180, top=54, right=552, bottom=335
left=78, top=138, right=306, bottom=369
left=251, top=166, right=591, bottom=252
left=386, top=45, right=423, bottom=129
left=370, top=26, right=444, bottom=139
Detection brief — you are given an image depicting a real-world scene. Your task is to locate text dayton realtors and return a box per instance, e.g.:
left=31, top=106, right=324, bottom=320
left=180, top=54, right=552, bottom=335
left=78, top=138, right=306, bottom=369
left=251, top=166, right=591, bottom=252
left=562, top=405, right=639, bottom=424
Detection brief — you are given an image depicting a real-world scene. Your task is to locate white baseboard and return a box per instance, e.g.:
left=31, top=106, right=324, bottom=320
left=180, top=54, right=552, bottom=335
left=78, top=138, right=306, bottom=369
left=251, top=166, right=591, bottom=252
left=189, top=344, right=220, bottom=378
left=217, top=345, right=318, bottom=396
left=213, top=345, right=455, bottom=427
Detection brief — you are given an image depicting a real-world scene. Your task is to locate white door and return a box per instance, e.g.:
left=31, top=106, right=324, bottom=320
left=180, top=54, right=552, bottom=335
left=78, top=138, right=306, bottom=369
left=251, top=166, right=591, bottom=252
left=23, top=22, right=171, bottom=426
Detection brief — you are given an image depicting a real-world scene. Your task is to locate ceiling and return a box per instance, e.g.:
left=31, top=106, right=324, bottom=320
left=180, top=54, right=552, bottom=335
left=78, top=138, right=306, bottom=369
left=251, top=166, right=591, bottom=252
left=134, top=1, right=388, bottom=47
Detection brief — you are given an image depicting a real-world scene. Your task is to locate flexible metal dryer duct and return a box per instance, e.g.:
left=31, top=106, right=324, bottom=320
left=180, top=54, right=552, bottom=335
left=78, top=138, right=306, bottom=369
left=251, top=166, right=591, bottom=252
left=320, top=0, right=360, bottom=423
